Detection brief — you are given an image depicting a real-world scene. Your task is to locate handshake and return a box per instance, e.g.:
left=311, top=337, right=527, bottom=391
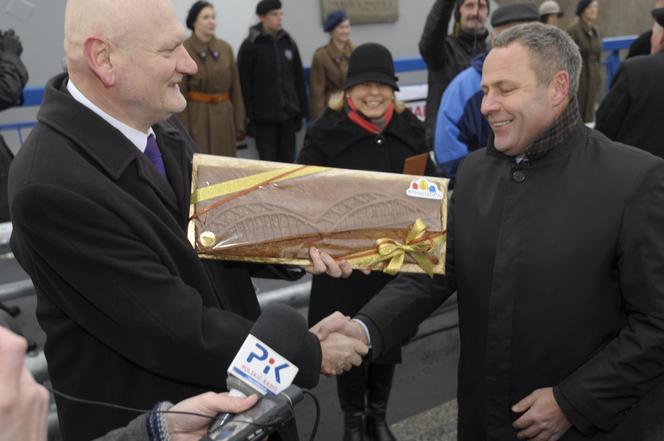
left=312, top=312, right=371, bottom=376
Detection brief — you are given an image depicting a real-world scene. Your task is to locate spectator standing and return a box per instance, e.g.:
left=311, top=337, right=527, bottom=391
left=434, top=2, right=540, bottom=180
left=300, top=43, right=436, bottom=441
left=419, top=0, right=489, bottom=149
left=0, top=29, right=28, bottom=222
left=626, top=0, right=664, bottom=58
left=238, top=0, right=307, bottom=163
left=539, top=0, right=564, bottom=26
left=309, top=10, right=354, bottom=121
left=567, top=0, right=601, bottom=122
left=595, top=8, right=664, bottom=157
left=178, top=1, right=246, bottom=157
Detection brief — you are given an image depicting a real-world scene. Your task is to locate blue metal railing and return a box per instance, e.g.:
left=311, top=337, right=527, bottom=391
left=0, top=35, right=638, bottom=142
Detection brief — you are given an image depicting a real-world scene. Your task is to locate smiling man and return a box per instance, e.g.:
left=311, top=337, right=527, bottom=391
left=7, top=0, right=363, bottom=440
left=315, top=22, right=664, bottom=440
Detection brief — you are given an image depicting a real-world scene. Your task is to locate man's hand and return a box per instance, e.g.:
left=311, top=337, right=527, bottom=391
left=167, top=392, right=258, bottom=441
left=311, top=311, right=368, bottom=344
left=0, top=326, right=50, bottom=441
left=320, top=331, right=368, bottom=375
left=304, top=247, right=353, bottom=278
left=512, top=387, right=571, bottom=441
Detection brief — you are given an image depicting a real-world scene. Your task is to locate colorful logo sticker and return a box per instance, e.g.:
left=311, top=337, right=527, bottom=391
left=406, top=179, right=443, bottom=200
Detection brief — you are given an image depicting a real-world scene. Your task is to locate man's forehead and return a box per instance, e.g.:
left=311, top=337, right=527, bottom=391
left=481, top=44, right=532, bottom=84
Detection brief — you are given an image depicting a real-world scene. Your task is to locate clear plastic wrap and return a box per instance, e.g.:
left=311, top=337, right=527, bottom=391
left=188, top=155, right=448, bottom=275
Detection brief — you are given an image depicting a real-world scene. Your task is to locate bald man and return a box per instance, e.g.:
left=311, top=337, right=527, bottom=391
left=7, top=1, right=362, bottom=440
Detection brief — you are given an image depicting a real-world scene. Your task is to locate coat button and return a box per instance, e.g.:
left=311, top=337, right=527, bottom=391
left=375, top=135, right=385, bottom=145
left=512, top=170, right=526, bottom=183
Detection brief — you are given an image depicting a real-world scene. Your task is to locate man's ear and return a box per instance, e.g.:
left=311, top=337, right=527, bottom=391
left=83, top=37, right=116, bottom=87
left=550, top=70, right=570, bottom=107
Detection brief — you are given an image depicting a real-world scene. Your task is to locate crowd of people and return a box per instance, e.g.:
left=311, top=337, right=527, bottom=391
left=2, top=1, right=664, bottom=441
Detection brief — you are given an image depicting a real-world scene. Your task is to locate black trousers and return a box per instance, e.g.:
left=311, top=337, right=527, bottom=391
left=254, top=119, right=298, bottom=163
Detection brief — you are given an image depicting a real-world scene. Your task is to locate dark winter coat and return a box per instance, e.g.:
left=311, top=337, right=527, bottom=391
left=299, top=106, right=436, bottom=363
left=595, top=50, right=664, bottom=158
left=357, top=121, right=664, bottom=440
left=419, top=0, right=488, bottom=148
left=8, top=73, right=320, bottom=441
left=237, top=24, right=307, bottom=126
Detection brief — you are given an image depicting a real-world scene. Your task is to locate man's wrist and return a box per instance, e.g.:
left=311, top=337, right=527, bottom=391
left=351, top=318, right=372, bottom=348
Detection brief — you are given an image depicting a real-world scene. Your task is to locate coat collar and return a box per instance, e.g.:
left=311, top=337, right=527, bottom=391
left=310, top=108, right=424, bottom=159
left=37, top=73, right=192, bottom=213
left=324, top=39, right=353, bottom=61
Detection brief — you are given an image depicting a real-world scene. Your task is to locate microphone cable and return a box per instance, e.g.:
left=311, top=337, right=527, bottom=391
left=45, top=385, right=322, bottom=441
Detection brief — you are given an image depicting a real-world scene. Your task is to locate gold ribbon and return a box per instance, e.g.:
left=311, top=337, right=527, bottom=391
left=344, top=219, right=445, bottom=276
left=191, top=165, right=329, bottom=205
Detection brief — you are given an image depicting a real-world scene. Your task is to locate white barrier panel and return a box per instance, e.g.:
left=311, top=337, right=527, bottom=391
left=396, top=84, right=428, bottom=122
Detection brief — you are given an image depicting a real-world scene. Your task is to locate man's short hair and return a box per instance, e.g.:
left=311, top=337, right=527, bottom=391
left=492, top=22, right=582, bottom=98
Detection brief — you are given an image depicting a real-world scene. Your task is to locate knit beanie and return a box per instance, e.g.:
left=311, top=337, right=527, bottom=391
left=256, top=0, right=282, bottom=16
left=575, top=0, right=593, bottom=17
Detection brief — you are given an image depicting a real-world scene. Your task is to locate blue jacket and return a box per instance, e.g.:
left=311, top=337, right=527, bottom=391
left=434, top=52, right=490, bottom=178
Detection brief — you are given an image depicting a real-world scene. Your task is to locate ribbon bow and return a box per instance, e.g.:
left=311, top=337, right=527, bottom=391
left=374, top=219, right=443, bottom=276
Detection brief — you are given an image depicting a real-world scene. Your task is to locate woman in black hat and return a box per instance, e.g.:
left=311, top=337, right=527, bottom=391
left=309, top=10, right=354, bottom=121
left=567, top=0, right=601, bottom=122
left=178, top=1, right=246, bottom=157
left=300, top=43, right=436, bottom=441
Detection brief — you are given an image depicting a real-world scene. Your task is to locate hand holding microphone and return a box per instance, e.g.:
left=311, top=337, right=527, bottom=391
left=203, top=304, right=315, bottom=440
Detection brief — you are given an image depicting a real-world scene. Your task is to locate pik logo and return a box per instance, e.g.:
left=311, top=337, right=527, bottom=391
left=246, top=342, right=290, bottom=384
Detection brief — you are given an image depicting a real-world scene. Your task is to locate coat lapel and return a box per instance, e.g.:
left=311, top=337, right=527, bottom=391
left=154, top=117, right=194, bottom=226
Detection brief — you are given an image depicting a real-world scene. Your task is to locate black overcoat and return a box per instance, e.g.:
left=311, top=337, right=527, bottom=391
left=357, top=122, right=664, bottom=440
left=299, top=107, right=435, bottom=362
left=8, top=74, right=321, bottom=441
left=595, top=50, right=664, bottom=158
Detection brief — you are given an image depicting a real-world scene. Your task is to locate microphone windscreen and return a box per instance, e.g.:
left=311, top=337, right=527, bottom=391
left=250, top=304, right=309, bottom=363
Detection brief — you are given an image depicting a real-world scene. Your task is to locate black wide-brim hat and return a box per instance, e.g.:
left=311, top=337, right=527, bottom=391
left=343, top=43, right=399, bottom=91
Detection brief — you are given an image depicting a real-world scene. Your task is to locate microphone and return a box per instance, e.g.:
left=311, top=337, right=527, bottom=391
left=202, top=384, right=304, bottom=441
left=205, top=304, right=311, bottom=436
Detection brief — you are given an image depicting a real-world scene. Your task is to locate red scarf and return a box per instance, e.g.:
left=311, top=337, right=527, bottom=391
left=346, top=96, right=394, bottom=134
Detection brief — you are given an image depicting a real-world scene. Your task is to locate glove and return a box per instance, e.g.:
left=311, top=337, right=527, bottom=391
left=0, top=30, right=23, bottom=56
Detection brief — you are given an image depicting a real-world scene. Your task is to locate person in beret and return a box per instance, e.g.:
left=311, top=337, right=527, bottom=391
left=237, top=0, right=307, bottom=163
left=309, top=10, right=354, bottom=120
left=300, top=43, right=436, bottom=441
left=596, top=7, right=664, bottom=159
left=178, top=1, right=246, bottom=157
left=567, top=0, right=601, bottom=122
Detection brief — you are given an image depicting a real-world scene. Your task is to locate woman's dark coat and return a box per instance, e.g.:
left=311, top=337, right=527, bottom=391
left=299, top=107, right=435, bottom=363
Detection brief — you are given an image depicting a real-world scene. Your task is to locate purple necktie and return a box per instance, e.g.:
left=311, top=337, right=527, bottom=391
left=144, top=134, right=167, bottom=177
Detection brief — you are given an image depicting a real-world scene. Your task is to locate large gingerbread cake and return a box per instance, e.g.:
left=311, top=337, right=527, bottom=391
left=188, top=155, right=448, bottom=275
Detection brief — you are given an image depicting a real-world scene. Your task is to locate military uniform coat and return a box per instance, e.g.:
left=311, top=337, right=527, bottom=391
left=357, top=121, right=664, bottom=440
left=178, top=35, right=245, bottom=157
left=595, top=50, right=664, bottom=158
left=309, top=40, right=353, bottom=121
left=299, top=107, right=436, bottom=363
left=568, top=19, right=602, bottom=122
left=8, top=73, right=320, bottom=441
